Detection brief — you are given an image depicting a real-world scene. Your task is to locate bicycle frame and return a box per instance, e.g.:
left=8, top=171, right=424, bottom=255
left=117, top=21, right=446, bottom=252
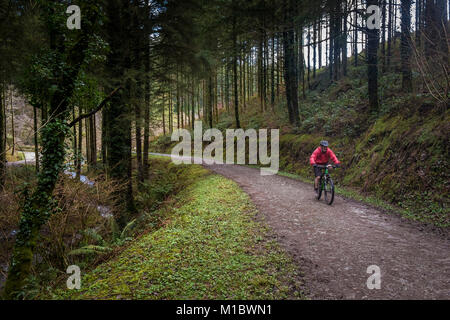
left=316, top=165, right=333, bottom=181
left=320, top=168, right=329, bottom=189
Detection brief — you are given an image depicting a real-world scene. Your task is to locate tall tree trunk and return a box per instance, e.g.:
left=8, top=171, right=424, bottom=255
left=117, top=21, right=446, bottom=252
left=381, top=0, right=387, bottom=72
left=176, top=71, right=180, bottom=129
left=276, top=35, right=281, bottom=98
left=85, top=117, right=90, bottom=170
left=243, top=49, right=247, bottom=111
left=162, top=91, right=166, bottom=135
left=313, top=21, right=317, bottom=78
left=318, top=18, right=322, bottom=69
left=342, top=2, right=348, bottom=77
left=101, top=106, right=107, bottom=166
left=264, top=31, right=268, bottom=109
left=104, top=0, right=135, bottom=229
left=367, top=0, right=380, bottom=113
left=169, top=87, right=173, bottom=133
left=91, top=114, right=97, bottom=167
left=10, top=89, right=14, bottom=155
left=282, top=0, right=300, bottom=126
left=220, top=68, right=225, bottom=113
left=424, top=0, right=448, bottom=59
left=258, top=36, right=264, bottom=111
left=239, top=45, right=243, bottom=114
left=415, top=0, right=422, bottom=48
left=387, top=0, right=393, bottom=67
left=332, top=1, right=341, bottom=81
left=271, top=35, right=275, bottom=109
left=247, top=50, right=252, bottom=99
left=225, top=62, right=230, bottom=112
left=72, top=106, right=77, bottom=169
left=232, top=12, right=241, bottom=128
left=307, top=29, right=311, bottom=88
left=401, top=0, right=413, bottom=92
left=208, top=75, right=214, bottom=128
left=135, top=100, right=143, bottom=183
left=247, top=49, right=251, bottom=101
left=76, top=106, right=82, bottom=179
left=33, top=104, right=39, bottom=174
left=299, top=30, right=306, bottom=99
left=0, top=85, right=5, bottom=188
left=354, top=1, right=358, bottom=67
left=197, top=85, right=201, bottom=120
left=329, top=9, right=334, bottom=80
left=202, top=80, right=206, bottom=124
left=214, top=73, right=219, bottom=123
left=191, top=77, right=195, bottom=129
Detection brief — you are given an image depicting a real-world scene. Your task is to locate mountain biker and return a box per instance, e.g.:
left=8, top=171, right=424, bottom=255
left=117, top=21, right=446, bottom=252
left=310, top=140, right=341, bottom=192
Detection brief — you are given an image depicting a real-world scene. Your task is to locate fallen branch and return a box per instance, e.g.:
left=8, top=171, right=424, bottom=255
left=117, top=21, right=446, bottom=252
left=68, top=86, right=122, bottom=127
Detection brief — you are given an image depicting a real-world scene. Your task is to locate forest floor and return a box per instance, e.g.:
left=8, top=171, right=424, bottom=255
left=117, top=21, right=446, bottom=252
left=5, top=153, right=450, bottom=299
left=152, top=153, right=450, bottom=299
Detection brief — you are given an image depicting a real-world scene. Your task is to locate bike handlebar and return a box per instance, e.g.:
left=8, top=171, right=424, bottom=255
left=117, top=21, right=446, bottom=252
left=314, top=164, right=339, bottom=169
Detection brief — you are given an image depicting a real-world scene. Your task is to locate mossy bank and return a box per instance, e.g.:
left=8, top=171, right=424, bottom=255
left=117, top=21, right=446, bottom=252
left=48, top=158, right=304, bottom=299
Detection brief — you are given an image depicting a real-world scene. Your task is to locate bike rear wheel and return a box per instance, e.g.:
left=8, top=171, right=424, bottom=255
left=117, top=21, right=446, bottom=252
left=324, top=177, right=335, bottom=205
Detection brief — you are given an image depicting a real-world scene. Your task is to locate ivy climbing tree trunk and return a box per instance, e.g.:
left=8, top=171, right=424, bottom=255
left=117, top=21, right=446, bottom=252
left=3, top=0, right=99, bottom=298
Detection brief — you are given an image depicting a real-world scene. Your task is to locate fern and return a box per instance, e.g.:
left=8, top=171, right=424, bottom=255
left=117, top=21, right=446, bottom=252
left=109, top=218, right=120, bottom=240
left=81, top=228, right=105, bottom=246
left=120, top=219, right=137, bottom=240
left=68, top=245, right=112, bottom=256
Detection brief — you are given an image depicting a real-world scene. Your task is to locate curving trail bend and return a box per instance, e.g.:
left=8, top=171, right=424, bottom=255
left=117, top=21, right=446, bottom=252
left=151, top=153, right=450, bottom=300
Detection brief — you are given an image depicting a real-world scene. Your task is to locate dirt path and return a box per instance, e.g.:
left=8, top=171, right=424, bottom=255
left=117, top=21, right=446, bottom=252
left=151, top=154, right=450, bottom=299
left=6, top=151, right=35, bottom=166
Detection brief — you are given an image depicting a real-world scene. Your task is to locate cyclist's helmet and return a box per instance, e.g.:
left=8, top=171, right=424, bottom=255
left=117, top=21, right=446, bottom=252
left=320, top=140, right=329, bottom=147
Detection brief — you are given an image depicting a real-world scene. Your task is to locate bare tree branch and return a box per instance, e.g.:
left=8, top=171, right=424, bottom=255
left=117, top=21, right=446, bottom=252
left=68, top=86, right=122, bottom=127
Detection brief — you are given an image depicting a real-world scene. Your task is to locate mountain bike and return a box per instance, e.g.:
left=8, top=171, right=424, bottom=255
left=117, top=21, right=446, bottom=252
left=315, top=164, right=338, bottom=205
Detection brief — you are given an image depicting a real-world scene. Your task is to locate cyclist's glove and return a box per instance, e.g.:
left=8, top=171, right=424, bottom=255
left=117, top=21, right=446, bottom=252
left=335, top=163, right=341, bottom=168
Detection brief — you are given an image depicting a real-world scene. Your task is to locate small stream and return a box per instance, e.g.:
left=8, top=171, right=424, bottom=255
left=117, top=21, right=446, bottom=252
left=64, top=170, right=95, bottom=186
left=1, top=154, right=114, bottom=290
left=64, top=170, right=113, bottom=218
left=4, top=155, right=114, bottom=239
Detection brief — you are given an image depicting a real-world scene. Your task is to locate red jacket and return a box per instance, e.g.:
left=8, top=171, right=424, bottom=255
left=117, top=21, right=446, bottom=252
left=310, top=147, right=340, bottom=165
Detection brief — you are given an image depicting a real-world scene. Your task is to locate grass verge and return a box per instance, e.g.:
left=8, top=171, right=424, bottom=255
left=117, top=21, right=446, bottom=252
left=6, top=151, right=25, bottom=162
left=49, top=159, right=304, bottom=300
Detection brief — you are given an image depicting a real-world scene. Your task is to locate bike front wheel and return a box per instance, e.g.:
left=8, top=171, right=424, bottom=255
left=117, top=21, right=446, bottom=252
left=317, top=178, right=323, bottom=200
left=324, top=177, right=335, bottom=205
